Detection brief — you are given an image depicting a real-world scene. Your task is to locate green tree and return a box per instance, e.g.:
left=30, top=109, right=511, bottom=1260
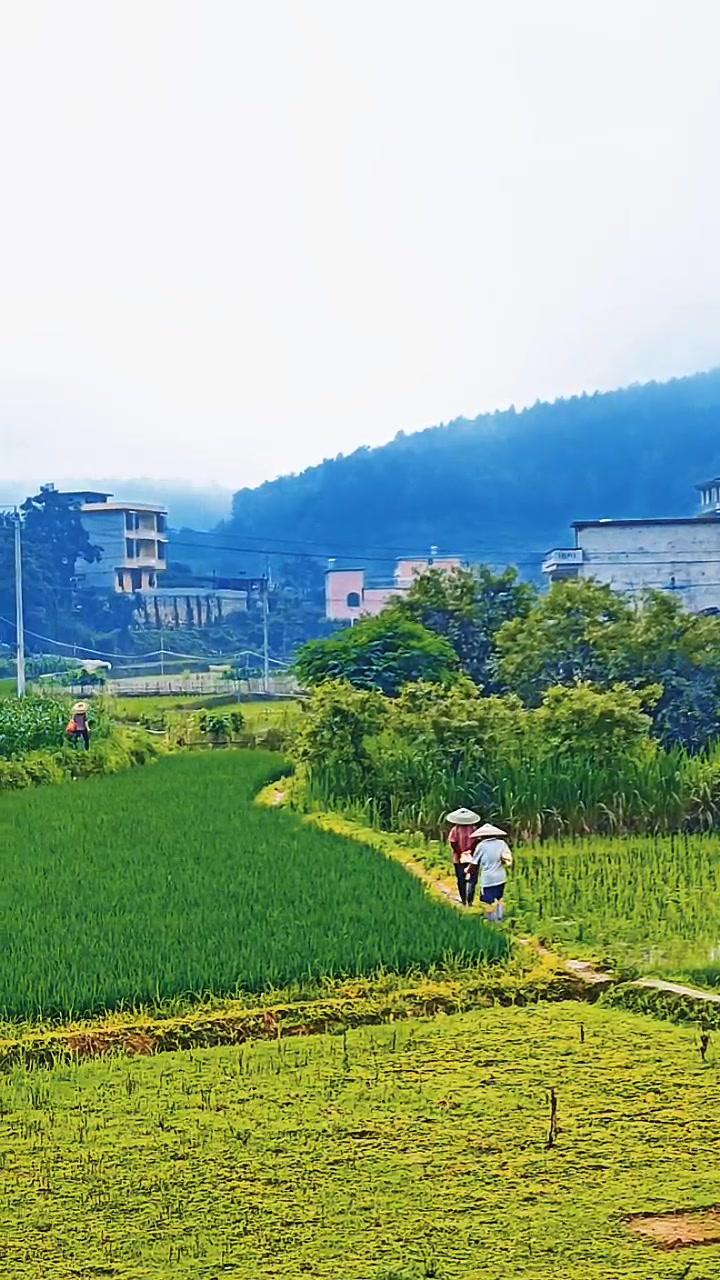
left=495, top=579, right=634, bottom=705
left=389, top=565, right=535, bottom=691
left=295, top=614, right=458, bottom=697
left=0, top=488, right=127, bottom=656
left=611, top=592, right=720, bottom=751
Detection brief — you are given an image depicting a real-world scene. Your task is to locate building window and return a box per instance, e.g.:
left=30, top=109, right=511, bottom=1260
left=347, top=591, right=361, bottom=608
left=126, top=538, right=135, bottom=558
left=148, top=572, right=156, bottom=588
left=157, top=514, right=167, bottom=534
left=130, top=568, right=142, bottom=591
left=158, top=542, right=166, bottom=561
left=116, top=570, right=124, bottom=591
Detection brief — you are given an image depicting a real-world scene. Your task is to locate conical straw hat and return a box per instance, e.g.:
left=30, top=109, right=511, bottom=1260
left=445, top=807, right=481, bottom=826
left=473, top=822, right=507, bottom=838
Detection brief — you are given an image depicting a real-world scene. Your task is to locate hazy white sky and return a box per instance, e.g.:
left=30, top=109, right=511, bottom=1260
left=1, top=0, right=719, bottom=492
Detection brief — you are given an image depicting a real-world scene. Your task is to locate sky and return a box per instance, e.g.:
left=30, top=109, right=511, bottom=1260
left=1, top=0, right=720, bottom=496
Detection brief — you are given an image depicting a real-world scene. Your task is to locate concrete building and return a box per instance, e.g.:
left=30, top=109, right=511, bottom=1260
left=62, top=490, right=168, bottom=594
left=326, top=555, right=463, bottom=622
left=543, top=478, right=720, bottom=613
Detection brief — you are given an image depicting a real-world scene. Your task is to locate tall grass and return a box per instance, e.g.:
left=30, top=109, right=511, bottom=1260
left=308, top=743, right=720, bottom=839
left=0, top=751, right=506, bottom=1020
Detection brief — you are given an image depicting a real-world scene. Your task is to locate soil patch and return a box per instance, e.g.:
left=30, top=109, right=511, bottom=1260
left=628, top=1205, right=720, bottom=1249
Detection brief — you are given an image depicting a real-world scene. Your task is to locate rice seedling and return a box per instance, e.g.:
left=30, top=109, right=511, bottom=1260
left=0, top=751, right=506, bottom=1020
left=510, top=831, right=720, bottom=981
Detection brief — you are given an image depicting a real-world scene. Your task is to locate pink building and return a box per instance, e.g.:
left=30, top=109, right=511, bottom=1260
left=325, top=556, right=463, bottom=621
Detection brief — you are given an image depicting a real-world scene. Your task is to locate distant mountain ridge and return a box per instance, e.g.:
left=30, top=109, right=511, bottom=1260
left=224, top=369, right=720, bottom=575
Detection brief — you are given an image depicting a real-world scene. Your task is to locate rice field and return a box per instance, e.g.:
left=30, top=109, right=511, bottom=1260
left=0, top=751, right=505, bottom=1020
left=112, top=694, right=298, bottom=725
left=1, top=1002, right=719, bottom=1279
left=511, top=833, right=720, bottom=981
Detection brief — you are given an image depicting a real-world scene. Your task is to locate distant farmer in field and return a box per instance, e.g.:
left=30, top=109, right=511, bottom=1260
left=470, top=823, right=513, bottom=922
left=66, top=701, right=91, bottom=751
left=445, top=808, right=481, bottom=906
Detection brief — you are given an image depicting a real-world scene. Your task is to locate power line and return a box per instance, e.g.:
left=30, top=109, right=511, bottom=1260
left=169, top=536, right=548, bottom=564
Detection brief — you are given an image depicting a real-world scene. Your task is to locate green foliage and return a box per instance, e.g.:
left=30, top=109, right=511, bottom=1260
left=0, top=695, right=70, bottom=757
left=0, top=728, right=163, bottom=793
left=52, top=666, right=107, bottom=687
left=495, top=582, right=720, bottom=752
left=0, top=751, right=505, bottom=1019
left=495, top=579, right=633, bottom=704
left=534, top=681, right=658, bottom=765
left=388, top=565, right=535, bottom=690
left=295, top=614, right=458, bottom=696
left=197, top=709, right=246, bottom=743
left=294, top=675, right=720, bottom=838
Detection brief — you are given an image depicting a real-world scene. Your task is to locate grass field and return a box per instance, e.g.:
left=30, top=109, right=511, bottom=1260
left=0, top=751, right=504, bottom=1020
left=0, top=677, right=15, bottom=699
left=112, top=694, right=300, bottom=732
left=0, top=1002, right=718, bottom=1279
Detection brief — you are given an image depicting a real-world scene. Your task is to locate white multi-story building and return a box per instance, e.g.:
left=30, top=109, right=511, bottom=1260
left=543, top=477, right=720, bottom=613
left=65, top=491, right=168, bottom=593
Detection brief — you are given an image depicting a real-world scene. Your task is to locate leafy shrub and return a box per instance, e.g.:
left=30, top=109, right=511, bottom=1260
left=0, top=729, right=164, bottom=793
left=197, top=709, right=246, bottom=743
left=0, top=759, right=32, bottom=789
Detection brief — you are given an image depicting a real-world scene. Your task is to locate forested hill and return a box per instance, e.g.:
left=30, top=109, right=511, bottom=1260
left=225, top=369, right=720, bottom=572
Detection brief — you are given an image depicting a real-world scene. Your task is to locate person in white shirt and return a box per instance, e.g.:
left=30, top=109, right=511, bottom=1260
left=470, top=823, right=513, bottom=922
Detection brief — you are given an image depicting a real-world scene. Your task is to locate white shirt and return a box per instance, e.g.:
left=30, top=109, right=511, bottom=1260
left=470, top=838, right=512, bottom=887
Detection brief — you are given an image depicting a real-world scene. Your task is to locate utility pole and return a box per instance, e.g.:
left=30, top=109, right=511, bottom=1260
left=14, top=509, right=26, bottom=697
left=159, top=632, right=165, bottom=677
left=262, top=576, right=270, bottom=694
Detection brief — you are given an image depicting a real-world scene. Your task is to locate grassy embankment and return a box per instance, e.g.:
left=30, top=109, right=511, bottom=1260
left=1, top=1002, right=719, bottom=1279
left=0, top=751, right=505, bottom=1022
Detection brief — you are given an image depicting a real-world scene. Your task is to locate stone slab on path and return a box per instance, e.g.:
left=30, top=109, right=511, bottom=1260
left=626, top=976, right=720, bottom=1005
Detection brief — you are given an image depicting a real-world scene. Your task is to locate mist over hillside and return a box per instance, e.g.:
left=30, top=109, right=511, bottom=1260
left=223, top=369, right=720, bottom=575
left=0, top=479, right=232, bottom=531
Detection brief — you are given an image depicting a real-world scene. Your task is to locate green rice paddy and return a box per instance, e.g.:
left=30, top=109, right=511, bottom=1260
left=0, top=751, right=504, bottom=1020
left=511, top=833, right=720, bottom=981
left=1, top=1002, right=719, bottom=1279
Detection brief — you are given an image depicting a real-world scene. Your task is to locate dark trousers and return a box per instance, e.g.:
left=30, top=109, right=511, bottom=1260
left=454, top=863, right=478, bottom=906
left=71, top=729, right=90, bottom=750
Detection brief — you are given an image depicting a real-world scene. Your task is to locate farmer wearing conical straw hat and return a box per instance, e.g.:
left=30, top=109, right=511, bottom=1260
left=67, top=701, right=91, bottom=751
left=469, top=823, right=513, bottom=923
left=445, top=807, right=481, bottom=907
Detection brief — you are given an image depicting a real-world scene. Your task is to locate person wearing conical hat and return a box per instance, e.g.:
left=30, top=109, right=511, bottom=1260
left=67, top=701, right=91, bottom=750
left=445, top=807, right=481, bottom=906
left=469, top=823, right=513, bottom=923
